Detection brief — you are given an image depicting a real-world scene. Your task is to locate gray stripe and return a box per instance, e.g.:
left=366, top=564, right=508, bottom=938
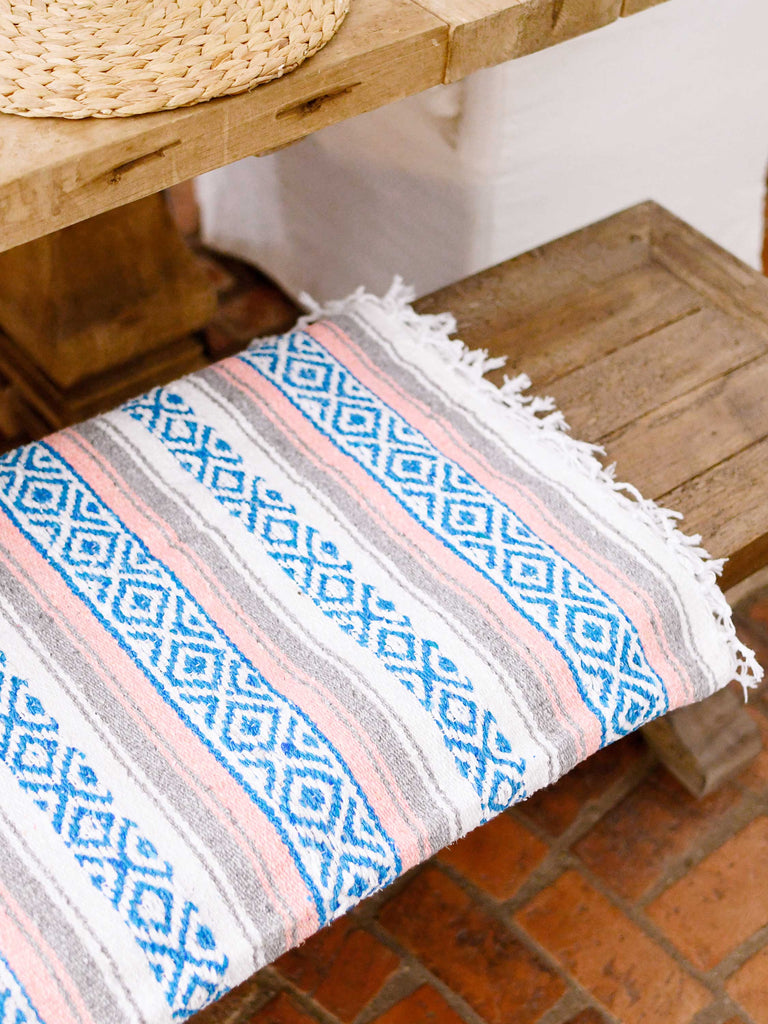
left=77, top=418, right=460, bottom=856
left=0, top=803, right=133, bottom=1023
left=0, top=542, right=286, bottom=963
left=207, top=356, right=575, bottom=776
left=334, top=310, right=716, bottom=704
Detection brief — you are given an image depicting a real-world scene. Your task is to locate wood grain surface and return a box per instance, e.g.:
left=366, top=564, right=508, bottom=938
left=0, top=194, right=215, bottom=388
left=0, top=0, right=447, bottom=254
left=412, top=0, right=670, bottom=81
left=416, top=201, right=768, bottom=592
left=0, top=0, right=670, bottom=251
left=416, top=0, right=622, bottom=82
left=621, top=0, right=670, bottom=13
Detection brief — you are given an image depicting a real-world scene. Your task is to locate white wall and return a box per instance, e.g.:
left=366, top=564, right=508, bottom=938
left=198, top=0, right=768, bottom=301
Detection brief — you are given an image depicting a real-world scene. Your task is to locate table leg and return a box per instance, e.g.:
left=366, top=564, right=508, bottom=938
left=0, top=194, right=215, bottom=429
left=642, top=685, right=761, bottom=796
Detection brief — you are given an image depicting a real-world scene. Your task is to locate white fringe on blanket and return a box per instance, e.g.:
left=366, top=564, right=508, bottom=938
left=299, top=277, right=762, bottom=696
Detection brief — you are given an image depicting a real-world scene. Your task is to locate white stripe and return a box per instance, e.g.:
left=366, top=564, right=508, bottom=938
left=0, top=605, right=254, bottom=1016
left=104, top=404, right=485, bottom=840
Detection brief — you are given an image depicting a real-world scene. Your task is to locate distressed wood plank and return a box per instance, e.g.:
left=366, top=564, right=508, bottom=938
left=650, top=203, right=768, bottom=341
left=600, top=355, right=768, bottom=500
left=416, top=201, right=768, bottom=593
left=0, top=0, right=447, bottom=253
left=413, top=0, right=622, bottom=83
left=548, top=308, right=767, bottom=441
left=662, top=443, right=768, bottom=592
left=416, top=203, right=655, bottom=342
left=480, top=263, right=701, bottom=386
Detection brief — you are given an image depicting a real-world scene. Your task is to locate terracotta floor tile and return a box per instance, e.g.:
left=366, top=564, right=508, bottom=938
left=646, top=816, right=768, bottom=970
left=274, top=915, right=349, bottom=990
left=564, top=1010, right=612, bottom=1024
left=519, top=735, right=645, bottom=836
left=371, top=985, right=467, bottom=1023
left=378, top=864, right=565, bottom=1024
left=573, top=766, right=739, bottom=901
left=726, top=945, right=768, bottom=1024
left=516, top=870, right=711, bottom=1024
left=250, top=993, right=322, bottom=1024
left=275, top=916, right=399, bottom=1022
left=438, top=812, right=547, bottom=901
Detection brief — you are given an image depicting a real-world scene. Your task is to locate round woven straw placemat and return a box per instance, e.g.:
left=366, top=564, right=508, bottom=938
left=0, top=0, right=349, bottom=119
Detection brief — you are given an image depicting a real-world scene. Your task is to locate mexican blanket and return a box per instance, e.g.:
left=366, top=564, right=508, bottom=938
left=0, top=281, right=759, bottom=1024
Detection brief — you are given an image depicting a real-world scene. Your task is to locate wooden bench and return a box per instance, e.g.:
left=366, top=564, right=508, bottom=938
left=1, top=199, right=763, bottom=801
left=416, top=200, right=768, bottom=795
left=0, top=198, right=762, bottom=1024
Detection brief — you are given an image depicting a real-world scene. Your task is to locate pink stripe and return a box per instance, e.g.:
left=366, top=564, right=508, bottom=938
left=220, top=359, right=598, bottom=759
left=0, top=880, right=92, bottom=1024
left=0, top=508, right=311, bottom=945
left=53, top=430, right=425, bottom=872
left=308, top=321, right=696, bottom=708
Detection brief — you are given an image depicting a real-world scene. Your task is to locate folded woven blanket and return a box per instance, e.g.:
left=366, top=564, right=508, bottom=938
left=0, top=283, right=759, bottom=1023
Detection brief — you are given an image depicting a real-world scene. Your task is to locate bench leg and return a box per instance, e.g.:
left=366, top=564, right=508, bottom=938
left=0, top=194, right=215, bottom=429
left=642, top=685, right=762, bottom=797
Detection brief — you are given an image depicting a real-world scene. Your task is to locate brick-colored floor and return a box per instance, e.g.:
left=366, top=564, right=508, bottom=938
left=7, top=187, right=768, bottom=1024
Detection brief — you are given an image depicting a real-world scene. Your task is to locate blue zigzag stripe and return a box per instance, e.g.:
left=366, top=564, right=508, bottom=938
left=125, top=389, right=527, bottom=816
left=241, top=331, right=669, bottom=744
left=0, top=444, right=400, bottom=935
left=0, top=660, right=228, bottom=1020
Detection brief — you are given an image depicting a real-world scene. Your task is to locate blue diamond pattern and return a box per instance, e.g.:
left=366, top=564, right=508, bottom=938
left=0, top=661, right=228, bottom=1018
left=0, top=441, right=400, bottom=961
left=0, top=952, right=41, bottom=1024
left=123, top=385, right=528, bottom=819
left=238, top=330, right=669, bottom=744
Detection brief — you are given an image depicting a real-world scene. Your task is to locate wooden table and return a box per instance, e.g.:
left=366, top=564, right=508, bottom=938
left=0, top=0, right=665, bottom=254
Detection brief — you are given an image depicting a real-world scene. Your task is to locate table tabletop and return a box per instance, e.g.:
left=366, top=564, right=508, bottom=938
left=0, top=0, right=664, bottom=254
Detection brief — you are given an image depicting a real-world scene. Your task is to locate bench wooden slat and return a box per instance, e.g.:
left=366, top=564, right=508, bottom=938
left=663, top=441, right=768, bottom=590
left=651, top=208, right=768, bottom=339
left=481, top=264, right=701, bottom=386
left=603, top=353, right=768, bottom=499
left=415, top=203, right=655, bottom=336
left=415, top=201, right=768, bottom=591
left=547, top=308, right=766, bottom=441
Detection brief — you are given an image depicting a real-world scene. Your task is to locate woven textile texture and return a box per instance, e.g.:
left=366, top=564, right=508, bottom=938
left=0, top=0, right=349, bottom=119
left=0, top=284, right=759, bottom=1023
